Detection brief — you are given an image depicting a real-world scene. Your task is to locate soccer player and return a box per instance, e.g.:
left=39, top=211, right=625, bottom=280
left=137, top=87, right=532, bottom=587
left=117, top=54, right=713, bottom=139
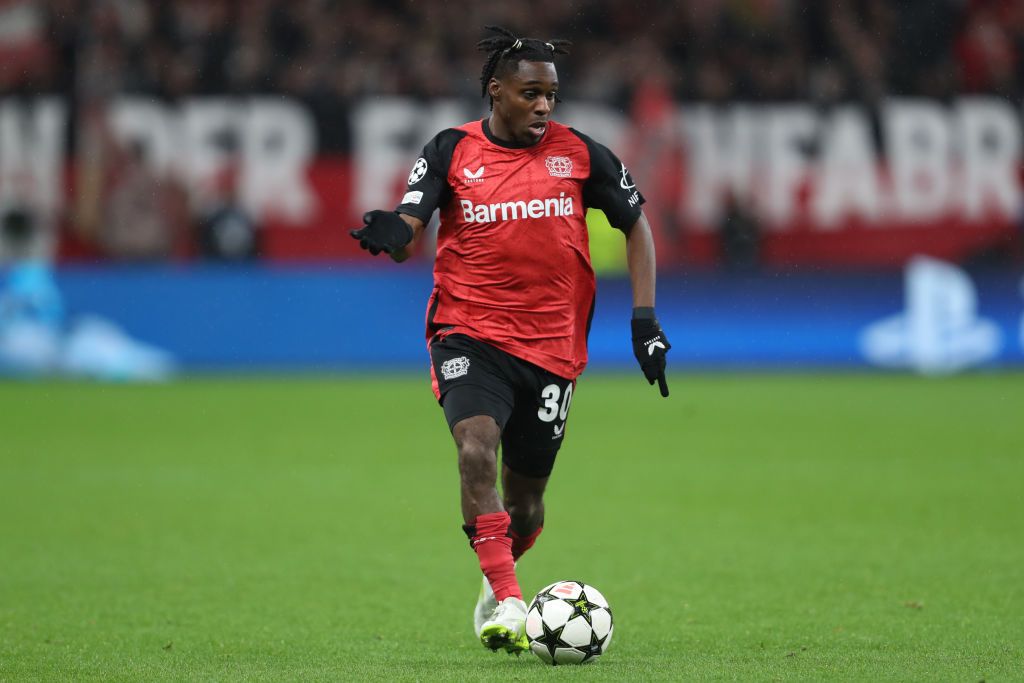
left=350, top=26, right=671, bottom=654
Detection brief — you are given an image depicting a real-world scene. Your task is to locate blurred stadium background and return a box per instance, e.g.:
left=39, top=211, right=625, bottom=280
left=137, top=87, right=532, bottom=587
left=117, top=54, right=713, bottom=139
left=2, top=2, right=1023, bottom=680
left=0, top=0, right=1023, bottom=375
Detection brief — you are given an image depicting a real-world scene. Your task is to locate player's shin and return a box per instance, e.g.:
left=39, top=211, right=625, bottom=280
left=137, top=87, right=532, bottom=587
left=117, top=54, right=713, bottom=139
left=463, top=511, right=522, bottom=601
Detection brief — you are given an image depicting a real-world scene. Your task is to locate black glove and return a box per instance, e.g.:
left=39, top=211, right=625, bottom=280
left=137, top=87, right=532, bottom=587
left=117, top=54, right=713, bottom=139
left=349, top=210, right=413, bottom=256
left=631, top=308, right=671, bottom=397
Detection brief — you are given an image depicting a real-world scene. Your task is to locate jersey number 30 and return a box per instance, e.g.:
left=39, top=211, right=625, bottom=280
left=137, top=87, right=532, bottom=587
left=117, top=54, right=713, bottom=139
left=537, top=383, right=573, bottom=423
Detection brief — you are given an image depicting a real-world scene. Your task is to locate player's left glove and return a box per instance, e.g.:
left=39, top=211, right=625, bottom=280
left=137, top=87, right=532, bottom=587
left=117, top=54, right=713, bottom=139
left=349, top=210, right=413, bottom=256
left=631, top=308, right=671, bottom=397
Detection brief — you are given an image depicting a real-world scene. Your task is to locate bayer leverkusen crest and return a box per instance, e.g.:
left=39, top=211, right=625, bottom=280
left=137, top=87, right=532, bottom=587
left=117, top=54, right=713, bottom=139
left=545, top=156, right=572, bottom=178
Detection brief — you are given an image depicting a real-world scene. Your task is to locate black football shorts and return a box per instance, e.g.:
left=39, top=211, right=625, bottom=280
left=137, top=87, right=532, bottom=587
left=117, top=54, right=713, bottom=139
left=429, top=333, right=576, bottom=478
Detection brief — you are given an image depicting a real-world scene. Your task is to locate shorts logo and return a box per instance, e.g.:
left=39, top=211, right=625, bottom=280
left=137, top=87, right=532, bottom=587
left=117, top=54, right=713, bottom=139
left=408, top=157, right=428, bottom=185
left=552, top=422, right=565, bottom=439
left=545, top=156, right=572, bottom=178
left=441, top=356, right=470, bottom=380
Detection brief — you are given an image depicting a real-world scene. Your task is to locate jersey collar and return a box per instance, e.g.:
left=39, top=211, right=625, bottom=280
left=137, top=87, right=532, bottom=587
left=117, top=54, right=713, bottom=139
left=481, top=118, right=544, bottom=149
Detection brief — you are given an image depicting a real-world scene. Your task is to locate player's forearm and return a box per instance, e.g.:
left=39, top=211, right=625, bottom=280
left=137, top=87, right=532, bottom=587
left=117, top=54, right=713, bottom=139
left=625, top=213, right=657, bottom=309
left=391, top=213, right=427, bottom=263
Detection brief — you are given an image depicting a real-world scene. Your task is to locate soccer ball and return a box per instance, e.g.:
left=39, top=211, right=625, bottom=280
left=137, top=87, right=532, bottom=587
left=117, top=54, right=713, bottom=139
left=525, top=580, right=614, bottom=665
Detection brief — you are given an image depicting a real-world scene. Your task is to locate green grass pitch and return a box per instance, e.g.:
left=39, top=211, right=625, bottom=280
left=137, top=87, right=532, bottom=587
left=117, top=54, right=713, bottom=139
left=1, top=374, right=1022, bottom=681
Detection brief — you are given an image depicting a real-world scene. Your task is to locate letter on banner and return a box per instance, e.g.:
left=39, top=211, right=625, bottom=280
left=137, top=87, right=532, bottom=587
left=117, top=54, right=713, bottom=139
left=679, top=106, right=754, bottom=227
left=180, top=98, right=239, bottom=204
left=0, top=98, right=66, bottom=214
left=353, top=99, right=468, bottom=214
left=812, top=107, right=881, bottom=226
left=109, top=98, right=175, bottom=174
left=241, top=98, right=316, bottom=222
left=763, top=105, right=816, bottom=224
left=957, top=98, right=1021, bottom=220
left=885, top=100, right=951, bottom=220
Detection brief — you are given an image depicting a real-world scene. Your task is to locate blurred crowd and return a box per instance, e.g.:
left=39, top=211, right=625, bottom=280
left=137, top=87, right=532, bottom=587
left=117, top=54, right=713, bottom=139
left=2, top=0, right=1024, bottom=107
left=2, top=0, right=1024, bottom=268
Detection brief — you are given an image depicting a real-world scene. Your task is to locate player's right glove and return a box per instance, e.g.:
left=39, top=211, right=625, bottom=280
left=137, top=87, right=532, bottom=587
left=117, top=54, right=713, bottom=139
left=349, top=210, right=413, bottom=256
left=631, top=308, right=671, bottom=398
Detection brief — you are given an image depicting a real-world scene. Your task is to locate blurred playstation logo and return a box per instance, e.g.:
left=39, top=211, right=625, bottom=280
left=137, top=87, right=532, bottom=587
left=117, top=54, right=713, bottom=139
left=859, top=257, right=1002, bottom=374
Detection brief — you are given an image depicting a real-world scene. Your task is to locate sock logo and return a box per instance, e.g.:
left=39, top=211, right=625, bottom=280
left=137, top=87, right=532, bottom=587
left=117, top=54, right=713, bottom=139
left=472, top=536, right=501, bottom=546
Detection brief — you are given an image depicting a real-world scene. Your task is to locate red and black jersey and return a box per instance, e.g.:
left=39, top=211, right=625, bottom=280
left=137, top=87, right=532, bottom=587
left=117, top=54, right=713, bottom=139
left=397, top=119, right=644, bottom=382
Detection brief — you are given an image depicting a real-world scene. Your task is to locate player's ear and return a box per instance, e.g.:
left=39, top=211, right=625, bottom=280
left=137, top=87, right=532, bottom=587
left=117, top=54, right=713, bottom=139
left=488, top=78, right=501, bottom=104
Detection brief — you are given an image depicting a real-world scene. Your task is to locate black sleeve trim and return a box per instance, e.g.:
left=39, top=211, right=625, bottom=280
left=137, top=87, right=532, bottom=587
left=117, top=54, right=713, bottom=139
left=568, top=127, right=645, bottom=233
left=395, top=128, right=468, bottom=223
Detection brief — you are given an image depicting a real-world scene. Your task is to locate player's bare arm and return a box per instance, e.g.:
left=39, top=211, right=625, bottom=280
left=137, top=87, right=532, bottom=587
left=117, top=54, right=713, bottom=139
left=626, top=210, right=672, bottom=397
left=626, top=211, right=657, bottom=309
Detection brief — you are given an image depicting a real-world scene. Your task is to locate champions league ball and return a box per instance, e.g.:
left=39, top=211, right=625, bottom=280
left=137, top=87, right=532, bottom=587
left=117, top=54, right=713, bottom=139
left=525, top=580, right=614, bottom=665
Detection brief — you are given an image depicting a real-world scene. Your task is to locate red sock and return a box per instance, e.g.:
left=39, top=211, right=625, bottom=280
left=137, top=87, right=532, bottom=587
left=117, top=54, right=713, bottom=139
left=510, top=526, right=543, bottom=561
left=463, top=511, right=522, bottom=601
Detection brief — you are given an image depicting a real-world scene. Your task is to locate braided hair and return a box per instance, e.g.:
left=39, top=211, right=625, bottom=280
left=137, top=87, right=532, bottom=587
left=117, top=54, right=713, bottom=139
left=477, top=25, right=571, bottom=109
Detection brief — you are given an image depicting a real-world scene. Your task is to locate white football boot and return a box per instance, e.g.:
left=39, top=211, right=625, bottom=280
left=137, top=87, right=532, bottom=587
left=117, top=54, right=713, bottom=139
left=473, top=561, right=516, bottom=637
left=478, top=596, right=529, bottom=654
left=473, top=574, right=499, bottom=637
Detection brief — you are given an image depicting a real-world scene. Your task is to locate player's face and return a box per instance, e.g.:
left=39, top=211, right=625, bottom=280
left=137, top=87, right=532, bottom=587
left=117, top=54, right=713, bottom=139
left=490, top=60, right=559, bottom=145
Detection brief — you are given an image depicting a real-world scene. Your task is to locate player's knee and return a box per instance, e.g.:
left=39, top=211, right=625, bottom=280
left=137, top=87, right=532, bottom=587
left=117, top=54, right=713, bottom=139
left=457, top=437, right=494, bottom=473
left=505, top=495, right=544, bottom=529
left=453, top=417, right=499, bottom=453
